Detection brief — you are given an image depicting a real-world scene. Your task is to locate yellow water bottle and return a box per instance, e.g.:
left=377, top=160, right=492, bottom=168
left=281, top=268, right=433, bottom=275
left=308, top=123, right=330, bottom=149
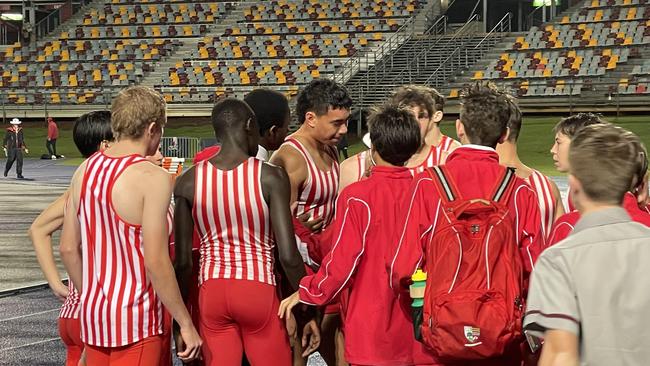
left=410, top=269, right=427, bottom=340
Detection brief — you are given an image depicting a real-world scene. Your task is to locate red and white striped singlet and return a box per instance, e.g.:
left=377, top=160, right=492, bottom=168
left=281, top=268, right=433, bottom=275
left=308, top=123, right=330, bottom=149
left=411, top=135, right=457, bottom=175
left=283, top=137, right=339, bottom=228
left=525, top=169, right=558, bottom=241
left=59, top=281, right=80, bottom=319
left=78, top=152, right=163, bottom=347
left=193, top=157, right=276, bottom=286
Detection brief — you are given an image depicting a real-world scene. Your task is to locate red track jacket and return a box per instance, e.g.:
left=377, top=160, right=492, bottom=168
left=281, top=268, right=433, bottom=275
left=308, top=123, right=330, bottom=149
left=298, top=166, right=416, bottom=366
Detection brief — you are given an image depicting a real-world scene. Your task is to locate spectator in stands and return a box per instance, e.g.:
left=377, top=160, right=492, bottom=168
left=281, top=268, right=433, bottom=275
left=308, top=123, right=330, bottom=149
left=46, top=117, right=61, bottom=159
left=524, top=123, right=650, bottom=366
left=550, top=113, right=607, bottom=212
left=3, top=118, right=28, bottom=179
left=244, top=88, right=291, bottom=162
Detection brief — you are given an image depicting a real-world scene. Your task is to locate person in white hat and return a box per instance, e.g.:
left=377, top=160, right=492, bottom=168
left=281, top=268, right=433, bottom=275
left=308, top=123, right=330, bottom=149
left=3, top=118, right=29, bottom=179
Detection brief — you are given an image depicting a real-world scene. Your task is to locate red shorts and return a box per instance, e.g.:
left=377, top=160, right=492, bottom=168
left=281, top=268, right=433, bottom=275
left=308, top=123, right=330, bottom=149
left=85, top=335, right=164, bottom=366
left=199, top=278, right=291, bottom=366
left=58, top=317, right=83, bottom=366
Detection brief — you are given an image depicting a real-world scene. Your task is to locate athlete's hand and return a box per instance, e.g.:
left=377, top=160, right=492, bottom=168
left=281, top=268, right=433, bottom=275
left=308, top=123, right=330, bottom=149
left=301, top=319, right=321, bottom=357
left=50, top=281, right=69, bottom=302
left=285, top=312, right=298, bottom=347
left=278, top=291, right=301, bottom=320
left=176, top=323, right=202, bottom=363
left=296, top=211, right=324, bottom=233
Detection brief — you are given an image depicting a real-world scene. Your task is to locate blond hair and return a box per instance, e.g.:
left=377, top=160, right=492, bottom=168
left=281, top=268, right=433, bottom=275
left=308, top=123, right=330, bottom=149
left=111, top=86, right=166, bottom=140
left=569, top=124, right=638, bottom=204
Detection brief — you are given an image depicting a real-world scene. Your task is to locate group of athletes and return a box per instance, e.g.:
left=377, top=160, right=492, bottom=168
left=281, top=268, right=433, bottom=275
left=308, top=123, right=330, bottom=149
left=28, top=78, right=650, bottom=366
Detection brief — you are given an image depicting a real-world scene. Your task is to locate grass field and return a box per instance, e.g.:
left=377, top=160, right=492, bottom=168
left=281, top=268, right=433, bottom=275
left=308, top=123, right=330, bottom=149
left=15, top=115, right=650, bottom=175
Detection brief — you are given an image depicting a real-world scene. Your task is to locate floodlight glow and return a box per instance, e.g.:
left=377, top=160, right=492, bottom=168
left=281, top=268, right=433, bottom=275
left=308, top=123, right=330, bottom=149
left=533, top=0, right=560, bottom=5
left=1, top=13, right=23, bottom=21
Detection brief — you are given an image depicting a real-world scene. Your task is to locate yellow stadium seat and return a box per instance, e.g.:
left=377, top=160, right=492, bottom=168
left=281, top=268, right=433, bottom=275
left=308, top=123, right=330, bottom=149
left=84, top=18, right=92, bottom=25
left=44, top=80, right=53, bottom=87
left=472, top=71, right=483, bottom=80
left=121, top=28, right=130, bottom=37
left=60, top=32, right=69, bottom=39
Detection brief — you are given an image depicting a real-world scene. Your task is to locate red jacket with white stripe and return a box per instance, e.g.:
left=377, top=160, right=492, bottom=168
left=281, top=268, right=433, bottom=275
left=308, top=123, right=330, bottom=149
left=548, top=192, right=650, bottom=245
left=298, top=166, right=415, bottom=366
left=388, top=145, right=544, bottom=365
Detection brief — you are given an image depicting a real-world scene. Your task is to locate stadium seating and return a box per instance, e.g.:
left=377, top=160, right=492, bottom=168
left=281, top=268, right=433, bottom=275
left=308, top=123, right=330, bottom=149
left=0, top=1, right=231, bottom=105
left=154, top=0, right=424, bottom=102
left=466, top=0, right=650, bottom=98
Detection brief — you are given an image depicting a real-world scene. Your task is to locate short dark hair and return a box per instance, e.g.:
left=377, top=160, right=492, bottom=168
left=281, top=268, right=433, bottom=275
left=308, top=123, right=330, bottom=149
left=211, top=98, right=256, bottom=136
left=389, top=85, right=435, bottom=119
left=570, top=124, right=637, bottom=204
left=554, top=113, right=607, bottom=138
left=244, top=88, right=290, bottom=136
left=459, top=82, right=510, bottom=147
left=368, top=104, right=421, bottom=166
left=505, top=95, right=523, bottom=142
left=73, top=111, right=113, bottom=158
left=296, top=78, right=352, bottom=124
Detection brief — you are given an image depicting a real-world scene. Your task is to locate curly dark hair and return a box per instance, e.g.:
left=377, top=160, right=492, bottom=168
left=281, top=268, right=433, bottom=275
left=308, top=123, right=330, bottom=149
left=459, top=82, right=511, bottom=147
left=296, top=79, right=352, bottom=124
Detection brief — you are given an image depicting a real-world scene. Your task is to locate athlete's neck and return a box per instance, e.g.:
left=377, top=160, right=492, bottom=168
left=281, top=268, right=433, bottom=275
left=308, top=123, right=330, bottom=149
left=104, top=138, right=150, bottom=158
left=210, top=138, right=250, bottom=170
left=292, top=126, right=330, bottom=153
left=424, top=125, right=443, bottom=147
left=578, top=200, right=620, bottom=217
left=496, top=142, right=533, bottom=178
left=371, top=150, right=395, bottom=167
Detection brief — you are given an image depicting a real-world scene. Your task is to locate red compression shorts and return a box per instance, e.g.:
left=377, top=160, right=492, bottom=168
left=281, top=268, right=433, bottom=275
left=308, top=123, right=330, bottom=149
left=199, top=278, right=291, bottom=366
left=58, top=317, right=83, bottom=366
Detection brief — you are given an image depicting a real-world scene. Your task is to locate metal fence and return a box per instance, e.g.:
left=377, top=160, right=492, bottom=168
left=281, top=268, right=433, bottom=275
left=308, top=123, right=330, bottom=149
left=160, top=137, right=201, bottom=160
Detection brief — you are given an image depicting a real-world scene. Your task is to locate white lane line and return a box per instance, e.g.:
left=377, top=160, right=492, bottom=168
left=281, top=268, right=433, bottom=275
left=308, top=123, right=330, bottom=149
left=0, top=309, right=59, bottom=322
left=0, top=337, right=60, bottom=352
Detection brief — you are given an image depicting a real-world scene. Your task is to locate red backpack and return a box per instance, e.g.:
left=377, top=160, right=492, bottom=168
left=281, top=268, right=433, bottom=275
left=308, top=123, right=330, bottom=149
left=420, top=165, right=524, bottom=361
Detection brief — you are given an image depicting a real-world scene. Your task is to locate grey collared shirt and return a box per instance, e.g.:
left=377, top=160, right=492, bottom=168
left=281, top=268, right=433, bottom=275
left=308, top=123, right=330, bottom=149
left=524, top=207, right=650, bottom=366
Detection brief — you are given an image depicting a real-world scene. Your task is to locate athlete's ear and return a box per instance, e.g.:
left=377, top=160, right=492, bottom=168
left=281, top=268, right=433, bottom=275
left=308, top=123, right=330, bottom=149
left=432, top=110, right=443, bottom=124
left=499, top=127, right=511, bottom=144
left=146, top=121, right=159, bottom=136
left=455, top=119, right=465, bottom=141
left=305, top=111, right=317, bottom=128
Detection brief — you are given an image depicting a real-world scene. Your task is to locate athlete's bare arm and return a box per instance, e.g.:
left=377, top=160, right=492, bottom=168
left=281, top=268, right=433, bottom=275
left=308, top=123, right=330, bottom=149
left=30, top=190, right=68, bottom=301
left=270, top=145, right=308, bottom=206
left=549, top=178, right=566, bottom=220
left=60, top=161, right=87, bottom=291
left=118, top=163, right=201, bottom=362
left=262, top=163, right=307, bottom=291
left=172, top=166, right=196, bottom=302
left=338, top=152, right=363, bottom=193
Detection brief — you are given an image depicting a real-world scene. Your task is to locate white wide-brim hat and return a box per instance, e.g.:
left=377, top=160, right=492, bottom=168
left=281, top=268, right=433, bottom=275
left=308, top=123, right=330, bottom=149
left=10, top=118, right=21, bottom=125
left=362, top=132, right=371, bottom=148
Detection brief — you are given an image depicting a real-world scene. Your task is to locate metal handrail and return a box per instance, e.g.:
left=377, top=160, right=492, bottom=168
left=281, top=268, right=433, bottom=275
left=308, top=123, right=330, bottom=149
left=475, top=12, right=512, bottom=49
left=390, top=13, right=478, bottom=84
left=332, top=12, right=417, bottom=85
left=423, top=12, right=512, bottom=87
left=346, top=14, right=447, bottom=91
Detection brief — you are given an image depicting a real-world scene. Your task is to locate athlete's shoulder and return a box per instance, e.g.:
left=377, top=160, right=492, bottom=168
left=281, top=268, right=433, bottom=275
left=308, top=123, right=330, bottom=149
left=173, top=164, right=197, bottom=200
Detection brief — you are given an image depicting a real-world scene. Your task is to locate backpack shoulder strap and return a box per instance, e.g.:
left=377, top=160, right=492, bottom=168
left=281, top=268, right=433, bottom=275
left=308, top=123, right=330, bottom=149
left=427, top=165, right=461, bottom=203
left=491, top=167, right=517, bottom=203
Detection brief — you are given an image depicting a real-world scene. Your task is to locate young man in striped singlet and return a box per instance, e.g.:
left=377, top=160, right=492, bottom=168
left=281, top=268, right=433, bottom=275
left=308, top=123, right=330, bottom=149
left=389, top=82, right=543, bottom=366
left=548, top=128, right=650, bottom=245
left=550, top=113, right=607, bottom=213
left=60, top=86, right=202, bottom=366
left=339, top=85, right=459, bottom=191
left=270, top=78, right=352, bottom=366
left=278, top=104, right=423, bottom=366
left=496, top=96, right=564, bottom=241
left=173, top=99, right=317, bottom=366
left=30, top=111, right=114, bottom=366
left=244, top=88, right=291, bottom=162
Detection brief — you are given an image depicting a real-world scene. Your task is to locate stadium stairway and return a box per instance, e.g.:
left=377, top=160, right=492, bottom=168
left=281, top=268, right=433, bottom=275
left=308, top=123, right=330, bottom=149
left=345, top=20, right=507, bottom=110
